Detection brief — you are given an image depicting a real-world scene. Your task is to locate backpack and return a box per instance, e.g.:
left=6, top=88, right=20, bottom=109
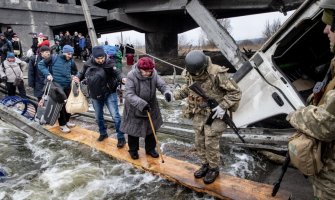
left=288, top=131, right=323, bottom=176
left=85, top=66, right=109, bottom=100
left=103, top=45, right=118, bottom=56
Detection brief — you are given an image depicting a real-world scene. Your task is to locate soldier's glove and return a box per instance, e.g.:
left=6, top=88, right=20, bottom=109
left=164, top=91, right=173, bottom=102
left=212, top=106, right=225, bottom=119
left=1, top=76, right=7, bottom=83
left=143, top=104, right=151, bottom=112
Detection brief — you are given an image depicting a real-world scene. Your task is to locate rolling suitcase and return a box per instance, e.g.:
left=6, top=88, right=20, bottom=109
left=35, top=81, right=67, bottom=125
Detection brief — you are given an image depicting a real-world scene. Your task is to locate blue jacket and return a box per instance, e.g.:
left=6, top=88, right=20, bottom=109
left=38, top=55, right=77, bottom=89
left=79, top=37, right=86, bottom=50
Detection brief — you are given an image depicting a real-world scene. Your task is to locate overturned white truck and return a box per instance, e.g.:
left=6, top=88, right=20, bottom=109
left=188, top=0, right=333, bottom=150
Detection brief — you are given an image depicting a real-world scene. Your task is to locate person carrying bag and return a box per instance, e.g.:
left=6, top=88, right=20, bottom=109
left=65, top=80, right=89, bottom=114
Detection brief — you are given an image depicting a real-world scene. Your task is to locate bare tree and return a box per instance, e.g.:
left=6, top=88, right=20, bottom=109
left=262, top=18, right=281, bottom=39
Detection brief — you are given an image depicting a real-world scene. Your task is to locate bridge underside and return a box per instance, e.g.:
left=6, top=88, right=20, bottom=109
left=93, top=0, right=304, bottom=66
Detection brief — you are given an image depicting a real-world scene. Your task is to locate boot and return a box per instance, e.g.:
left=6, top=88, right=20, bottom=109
left=203, top=167, right=219, bottom=184
left=97, top=134, right=108, bottom=142
left=117, top=138, right=126, bottom=148
left=129, top=150, right=139, bottom=160
left=194, top=163, right=209, bottom=179
left=146, top=149, right=159, bottom=158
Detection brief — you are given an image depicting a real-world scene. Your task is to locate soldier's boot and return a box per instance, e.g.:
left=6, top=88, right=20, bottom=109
left=203, top=167, right=219, bottom=184
left=194, top=163, right=209, bottom=178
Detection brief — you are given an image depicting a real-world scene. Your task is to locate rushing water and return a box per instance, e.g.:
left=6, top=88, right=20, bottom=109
left=0, top=115, right=273, bottom=200
left=0, top=83, right=276, bottom=199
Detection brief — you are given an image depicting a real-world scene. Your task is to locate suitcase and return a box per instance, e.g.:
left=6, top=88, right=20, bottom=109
left=35, top=81, right=66, bottom=125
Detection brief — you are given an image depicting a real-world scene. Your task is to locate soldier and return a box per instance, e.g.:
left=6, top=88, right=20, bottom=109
left=174, top=50, right=241, bottom=184
left=287, top=0, right=335, bottom=199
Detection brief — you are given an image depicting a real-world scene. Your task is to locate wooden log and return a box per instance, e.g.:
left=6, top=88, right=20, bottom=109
left=46, top=125, right=291, bottom=200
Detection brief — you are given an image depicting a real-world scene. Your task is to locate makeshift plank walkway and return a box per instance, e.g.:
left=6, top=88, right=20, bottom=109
left=46, top=125, right=291, bottom=200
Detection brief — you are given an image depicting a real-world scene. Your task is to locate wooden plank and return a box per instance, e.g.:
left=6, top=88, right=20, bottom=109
left=46, top=125, right=291, bottom=200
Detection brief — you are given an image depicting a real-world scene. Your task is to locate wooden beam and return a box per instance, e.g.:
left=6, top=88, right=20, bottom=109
left=46, top=125, right=291, bottom=200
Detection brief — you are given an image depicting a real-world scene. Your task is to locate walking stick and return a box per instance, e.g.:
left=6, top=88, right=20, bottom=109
left=147, top=111, right=165, bottom=163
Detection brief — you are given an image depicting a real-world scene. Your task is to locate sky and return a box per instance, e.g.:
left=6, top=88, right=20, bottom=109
left=98, top=10, right=295, bottom=46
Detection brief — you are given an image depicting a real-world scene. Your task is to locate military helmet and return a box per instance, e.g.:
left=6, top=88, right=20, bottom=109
left=185, top=50, right=207, bottom=75
left=320, top=0, right=335, bottom=9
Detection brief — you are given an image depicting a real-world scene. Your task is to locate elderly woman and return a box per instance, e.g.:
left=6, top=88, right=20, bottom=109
left=121, top=57, right=172, bottom=160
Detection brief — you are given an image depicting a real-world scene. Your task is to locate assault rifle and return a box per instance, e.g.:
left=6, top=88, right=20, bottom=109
left=272, top=152, right=290, bottom=196
left=188, top=82, right=245, bottom=143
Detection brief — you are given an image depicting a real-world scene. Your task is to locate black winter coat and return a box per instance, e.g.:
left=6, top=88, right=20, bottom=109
left=28, top=55, right=50, bottom=98
left=76, top=57, right=123, bottom=97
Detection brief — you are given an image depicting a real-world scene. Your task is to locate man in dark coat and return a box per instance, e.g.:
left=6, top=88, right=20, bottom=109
left=28, top=46, right=51, bottom=101
left=4, top=26, right=15, bottom=41
left=0, top=33, right=13, bottom=62
left=120, top=57, right=172, bottom=159
left=73, top=46, right=126, bottom=147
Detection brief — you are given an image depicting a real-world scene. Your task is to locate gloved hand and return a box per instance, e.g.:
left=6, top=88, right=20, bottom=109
left=1, top=76, right=7, bottom=83
left=164, top=91, right=173, bottom=102
left=212, top=106, right=225, bottom=119
left=143, top=104, right=151, bottom=112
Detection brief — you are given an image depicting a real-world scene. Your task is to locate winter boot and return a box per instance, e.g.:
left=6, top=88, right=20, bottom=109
left=117, top=138, right=126, bottom=148
left=129, top=150, right=139, bottom=160
left=194, top=163, right=209, bottom=179
left=97, top=134, right=108, bottom=142
left=203, top=167, right=219, bottom=184
left=146, top=149, right=159, bottom=158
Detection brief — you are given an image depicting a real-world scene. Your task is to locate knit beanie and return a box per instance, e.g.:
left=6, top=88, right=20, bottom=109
left=40, top=45, right=51, bottom=52
left=92, top=46, right=105, bottom=58
left=62, top=45, right=74, bottom=54
left=137, top=57, right=155, bottom=71
left=7, top=52, right=15, bottom=58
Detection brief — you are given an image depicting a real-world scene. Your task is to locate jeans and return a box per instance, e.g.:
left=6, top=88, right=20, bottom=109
left=58, top=87, right=71, bottom=126
left=92, top=92, right=125, bottom=140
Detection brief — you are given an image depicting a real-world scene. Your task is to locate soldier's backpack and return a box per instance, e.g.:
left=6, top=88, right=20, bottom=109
left=288, top=131, right=323, bottom=176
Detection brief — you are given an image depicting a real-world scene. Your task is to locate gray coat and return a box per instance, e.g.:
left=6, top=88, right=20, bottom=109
left=120, top=66, right=170, bottom=138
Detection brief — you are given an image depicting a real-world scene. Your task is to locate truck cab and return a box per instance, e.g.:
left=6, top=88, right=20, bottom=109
left=233, top=0, right=333, bottom=128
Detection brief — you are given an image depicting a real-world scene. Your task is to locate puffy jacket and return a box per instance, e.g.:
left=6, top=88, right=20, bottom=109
left=38, top=54, right=77, bottom=89
left=0, top=58, right=27, bottom=82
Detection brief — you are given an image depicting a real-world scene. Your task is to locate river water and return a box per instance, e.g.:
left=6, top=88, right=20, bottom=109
left=0, top=76, right=277, bottom=199
left=0, top=114, right=273, bottom=200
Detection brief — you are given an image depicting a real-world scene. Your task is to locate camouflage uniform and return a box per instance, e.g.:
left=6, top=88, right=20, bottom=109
left=174, top=57, right=241, bottom=168
left=287, top=57, right=335, bottom=199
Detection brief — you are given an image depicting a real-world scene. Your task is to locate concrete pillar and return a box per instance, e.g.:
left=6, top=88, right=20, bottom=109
left=145, top=32, right=177, bottom=58
left=145, top=32, right=179, bottom=75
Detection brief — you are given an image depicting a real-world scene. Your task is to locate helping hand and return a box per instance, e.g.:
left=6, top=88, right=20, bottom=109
left=164, top=91, right=174, bottom=102
left=212, top=106, right=225, bottom=119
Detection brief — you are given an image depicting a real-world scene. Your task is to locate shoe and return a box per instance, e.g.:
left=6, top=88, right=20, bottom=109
left=203, top=167, right=219, bottom=184
left=60, top=125, right=70, bottom=133
left=129, top=151, right=139, bottom=160
left=117, top=138, right=126, bottom=148
left=194, top=163, right=209, bottom=178
left=66, top=122, right=76, bottom=128
left=97, top=134, right=108, bottom=142
left=146, top=149, right=159, bottom=158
